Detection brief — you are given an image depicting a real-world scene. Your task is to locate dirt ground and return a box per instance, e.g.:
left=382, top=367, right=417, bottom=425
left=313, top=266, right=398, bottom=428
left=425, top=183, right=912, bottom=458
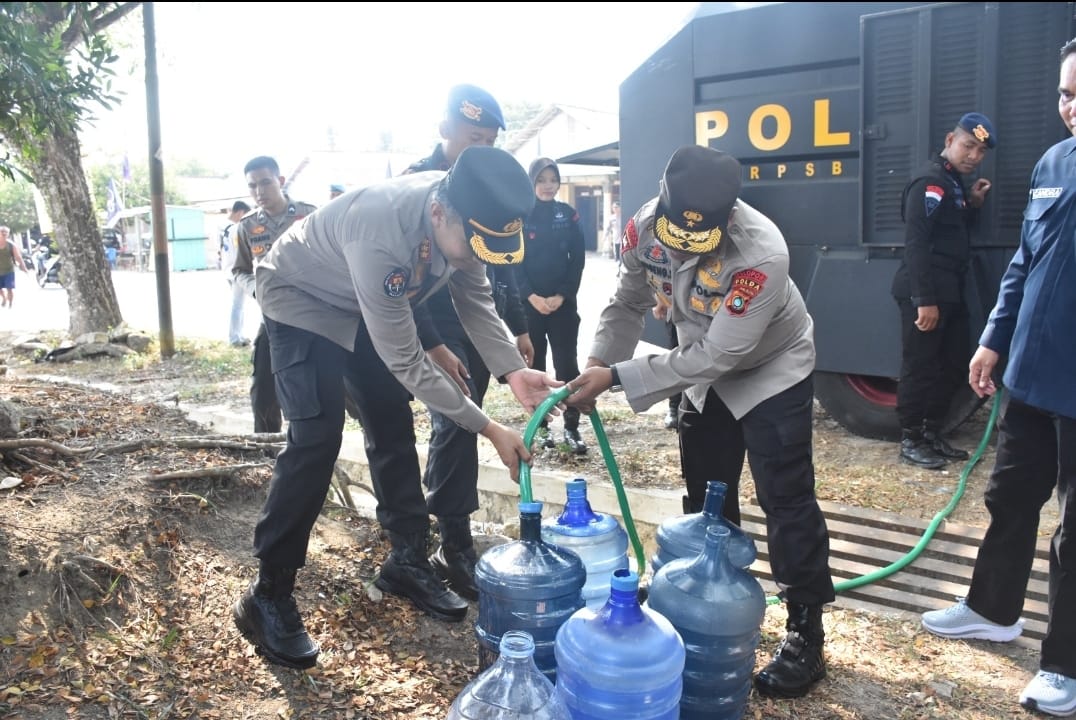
left=0, top=332, right=1055, bottom=719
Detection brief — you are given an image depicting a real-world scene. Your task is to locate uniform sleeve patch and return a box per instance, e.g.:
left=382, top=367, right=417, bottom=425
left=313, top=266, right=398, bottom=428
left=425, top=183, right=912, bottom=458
left=622, top=218, right=639, bottom=253
left=924, top=185, right=945, bottom=216
left=724, top=269, right=767, bottom=316
left=383, top=268, right=410, bottom=298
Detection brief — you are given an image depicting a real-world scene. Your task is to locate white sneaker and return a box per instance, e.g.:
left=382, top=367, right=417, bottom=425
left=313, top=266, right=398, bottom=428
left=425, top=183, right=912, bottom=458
left=921, top=597, right=1024, bottom=642
left=1020, top=671, right=1076, bottom=717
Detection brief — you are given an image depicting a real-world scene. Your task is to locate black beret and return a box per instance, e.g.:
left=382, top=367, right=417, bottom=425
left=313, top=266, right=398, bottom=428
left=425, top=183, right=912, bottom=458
left=445, top=83, right=505, bottom=130
left=655, top=145, right=742, bottom=255
left=956, top=112, right=996, bottom=148
left=445, top=146, right=534, bottom=265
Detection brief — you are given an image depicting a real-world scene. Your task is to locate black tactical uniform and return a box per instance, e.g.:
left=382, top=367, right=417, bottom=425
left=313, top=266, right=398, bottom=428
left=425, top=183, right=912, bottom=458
left=518, top=169, right=586, bottom=451
left=403, top=147, right=528, bottom=600
left=892, top=156, right=975, bottom=466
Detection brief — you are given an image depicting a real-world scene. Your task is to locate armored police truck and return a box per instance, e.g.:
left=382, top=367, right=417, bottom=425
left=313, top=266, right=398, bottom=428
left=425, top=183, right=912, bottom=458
left=619, top=1, right=1074, bottom=440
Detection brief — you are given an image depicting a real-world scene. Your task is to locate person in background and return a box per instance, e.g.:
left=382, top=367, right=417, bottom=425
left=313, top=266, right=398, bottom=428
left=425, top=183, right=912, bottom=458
left=232, top=145, right=560, bottom=670
left=401, top=83, right=533, bottom=601
left=920, top=38, right=1076, bottom=719
left=0, top=226, right=29, bottom=308
left=329, top=183, right=345, bottom=200
left=566, top=145, right=833, bottom=700
left=519, top=157, right=587, bottom=454
left=220, top=200, right=252, bottom=347
left=233, top=157, right=317, bottom=433
left=892, top=112, right=995, bottom=469
left=602, top=200, right=622, bottom=259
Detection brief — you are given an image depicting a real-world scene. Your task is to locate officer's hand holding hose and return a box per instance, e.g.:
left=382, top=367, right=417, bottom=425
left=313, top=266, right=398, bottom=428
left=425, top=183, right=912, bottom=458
left=563, top=360, right=615, bottom=415
left=483, top=368, right=565, bottom=483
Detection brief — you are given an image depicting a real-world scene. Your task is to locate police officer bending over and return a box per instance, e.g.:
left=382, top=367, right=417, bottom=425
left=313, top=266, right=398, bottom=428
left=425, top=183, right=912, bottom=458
left=232, top=146, right=561, bottom=670
left=566, top=145, right=834, bottom=700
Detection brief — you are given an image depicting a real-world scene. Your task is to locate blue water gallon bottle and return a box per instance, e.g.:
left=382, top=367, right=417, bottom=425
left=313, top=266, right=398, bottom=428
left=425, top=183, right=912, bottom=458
left=554, top=569, right=685, bottom=720
left=446, top=630, right=573, bottom=719
left=646, top=525, right=766, bottom=720
left=541, top=478, right=629, bottom=610
left=475, top=501, right=586, bottom=683
left=651, top=480, right=757, bottom=573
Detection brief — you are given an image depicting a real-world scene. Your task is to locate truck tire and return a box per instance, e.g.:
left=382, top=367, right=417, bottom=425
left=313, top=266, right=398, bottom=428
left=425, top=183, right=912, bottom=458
left=813, top=371, right=984, bottom=442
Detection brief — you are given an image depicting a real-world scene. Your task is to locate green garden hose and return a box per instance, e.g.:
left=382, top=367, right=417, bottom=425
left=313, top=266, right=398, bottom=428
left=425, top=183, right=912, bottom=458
left=518, top=385, right=1004, bottom=605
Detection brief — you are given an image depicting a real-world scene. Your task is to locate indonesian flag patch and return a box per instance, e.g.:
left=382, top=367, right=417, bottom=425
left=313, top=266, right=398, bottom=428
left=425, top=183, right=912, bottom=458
left=924, top=185, right=945, bottom=216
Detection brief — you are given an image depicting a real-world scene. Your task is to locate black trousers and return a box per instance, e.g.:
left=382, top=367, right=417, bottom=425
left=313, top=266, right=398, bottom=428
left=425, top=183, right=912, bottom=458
left=251, top=322, right=282, bottom=433
left=678, top=377, right=835, bottom=607
left=422, top=328, right=489, bottom=519
left=965, top=396, right=1076, bottom=677
left=525, top=302, right=581, bottom=430
left=895, top=299, right=969, bottom=431
left=253, top=317, right=429, bottom=569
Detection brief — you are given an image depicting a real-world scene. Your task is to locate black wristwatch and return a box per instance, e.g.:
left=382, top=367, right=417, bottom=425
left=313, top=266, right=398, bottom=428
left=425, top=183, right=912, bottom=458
left=609, top=365, right=623, bottom=392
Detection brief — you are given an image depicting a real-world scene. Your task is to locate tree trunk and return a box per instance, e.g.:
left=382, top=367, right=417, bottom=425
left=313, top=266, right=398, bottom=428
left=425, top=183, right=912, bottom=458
left=25, top=126, right=123, bottom=336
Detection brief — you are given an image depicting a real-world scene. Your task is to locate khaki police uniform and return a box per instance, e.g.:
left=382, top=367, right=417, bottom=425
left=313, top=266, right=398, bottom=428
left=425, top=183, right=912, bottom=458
left=590, top=197, right=834, bottom=607
left=252, top=171, right=526, bottom=568
left=233, top=198, right=317, bottom=434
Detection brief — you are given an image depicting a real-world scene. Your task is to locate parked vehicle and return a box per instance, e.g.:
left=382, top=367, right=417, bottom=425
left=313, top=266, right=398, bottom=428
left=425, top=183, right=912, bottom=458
left=619, top=1, right=1074, bottom=439
left=34, top=242, right=62, bottom=288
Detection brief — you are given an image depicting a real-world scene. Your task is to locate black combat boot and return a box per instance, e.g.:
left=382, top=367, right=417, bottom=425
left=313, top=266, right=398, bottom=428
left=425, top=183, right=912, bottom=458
left=563, top=428, right=588, bottom=455
left=376, top=530, right=469, bottom=622
left=233, top=564, right=319, bottom=669
left=754, top=602, right=827, bottom=698
left=429, top=515, right=479, bottom=601
left=922, top=424, right=969, bottom=461
left=899, top=428, right=947, bottom=469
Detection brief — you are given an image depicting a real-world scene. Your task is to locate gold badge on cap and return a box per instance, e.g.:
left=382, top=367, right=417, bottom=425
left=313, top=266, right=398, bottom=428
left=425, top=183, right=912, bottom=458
left=459, top=100, right=483, bottom=123
left=654, top=213, right=722, bottom=254
left=972, top=124, right=990, bottom=144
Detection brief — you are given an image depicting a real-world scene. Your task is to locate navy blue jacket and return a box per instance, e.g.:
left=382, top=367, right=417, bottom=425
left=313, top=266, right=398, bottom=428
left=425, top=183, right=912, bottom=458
left=980, top=136, right=1076, bottom=419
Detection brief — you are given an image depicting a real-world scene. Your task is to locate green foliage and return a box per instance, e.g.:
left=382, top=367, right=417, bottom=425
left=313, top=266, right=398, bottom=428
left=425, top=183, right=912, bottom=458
left=0, top=177, right=38, bottom=231
left=0, top=2, right=135, bottom=181
left=502, top=101, right=546, bottom=137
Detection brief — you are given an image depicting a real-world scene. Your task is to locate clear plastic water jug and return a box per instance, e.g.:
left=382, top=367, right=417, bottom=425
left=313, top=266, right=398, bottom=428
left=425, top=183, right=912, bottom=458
left=554, top=569, right=685, bottom=719
left=651, top=480, right=757, bottom=573
left=446, top=630, right=573, bottom=719
left=647, top=525, right=766, bottom=719
left=475, top=501, right=586, bottom=684
left=541, top=478, right=629, bottom=610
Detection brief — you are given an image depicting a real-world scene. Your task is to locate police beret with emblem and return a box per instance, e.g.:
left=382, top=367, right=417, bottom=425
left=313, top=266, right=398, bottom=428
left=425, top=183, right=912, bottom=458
left=445, top=145, right=534, bottom=265
left=956, top=112, right=996, bottom=148
left=445, top=83, right=505, bottom=130
left=655, top=145, right=742, bottom=255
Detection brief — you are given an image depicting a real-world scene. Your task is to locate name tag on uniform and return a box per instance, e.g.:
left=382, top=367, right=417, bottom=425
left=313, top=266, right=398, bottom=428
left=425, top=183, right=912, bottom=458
left=1031, top=187, right=1062, bottom=200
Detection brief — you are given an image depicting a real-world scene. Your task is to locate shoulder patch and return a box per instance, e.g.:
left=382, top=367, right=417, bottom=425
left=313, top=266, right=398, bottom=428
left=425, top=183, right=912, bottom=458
left=622, top=218, right=639, bottom=253
left=383, top=268, right=410, bottom=298
left=924, top=184, right=945, bottom=216
left=724, top=268, right=767, bottom=316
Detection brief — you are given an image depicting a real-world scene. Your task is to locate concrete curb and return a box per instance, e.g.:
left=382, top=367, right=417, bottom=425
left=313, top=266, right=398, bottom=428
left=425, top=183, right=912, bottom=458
left=184, top=404, right=682, bottom=569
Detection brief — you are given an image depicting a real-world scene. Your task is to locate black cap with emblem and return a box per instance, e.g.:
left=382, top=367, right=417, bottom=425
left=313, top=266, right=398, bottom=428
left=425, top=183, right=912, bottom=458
left=655, top=145, right=742, bottom=255
left=956, top=112, right=996, bottom=148
left=445, top=83, right=505, bottom=130
left=444, top=145, right=534, bottom=265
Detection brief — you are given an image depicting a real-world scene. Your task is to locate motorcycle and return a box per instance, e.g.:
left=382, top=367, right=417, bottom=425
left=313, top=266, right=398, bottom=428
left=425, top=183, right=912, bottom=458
left=34, top=244, right=62, bottom=288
